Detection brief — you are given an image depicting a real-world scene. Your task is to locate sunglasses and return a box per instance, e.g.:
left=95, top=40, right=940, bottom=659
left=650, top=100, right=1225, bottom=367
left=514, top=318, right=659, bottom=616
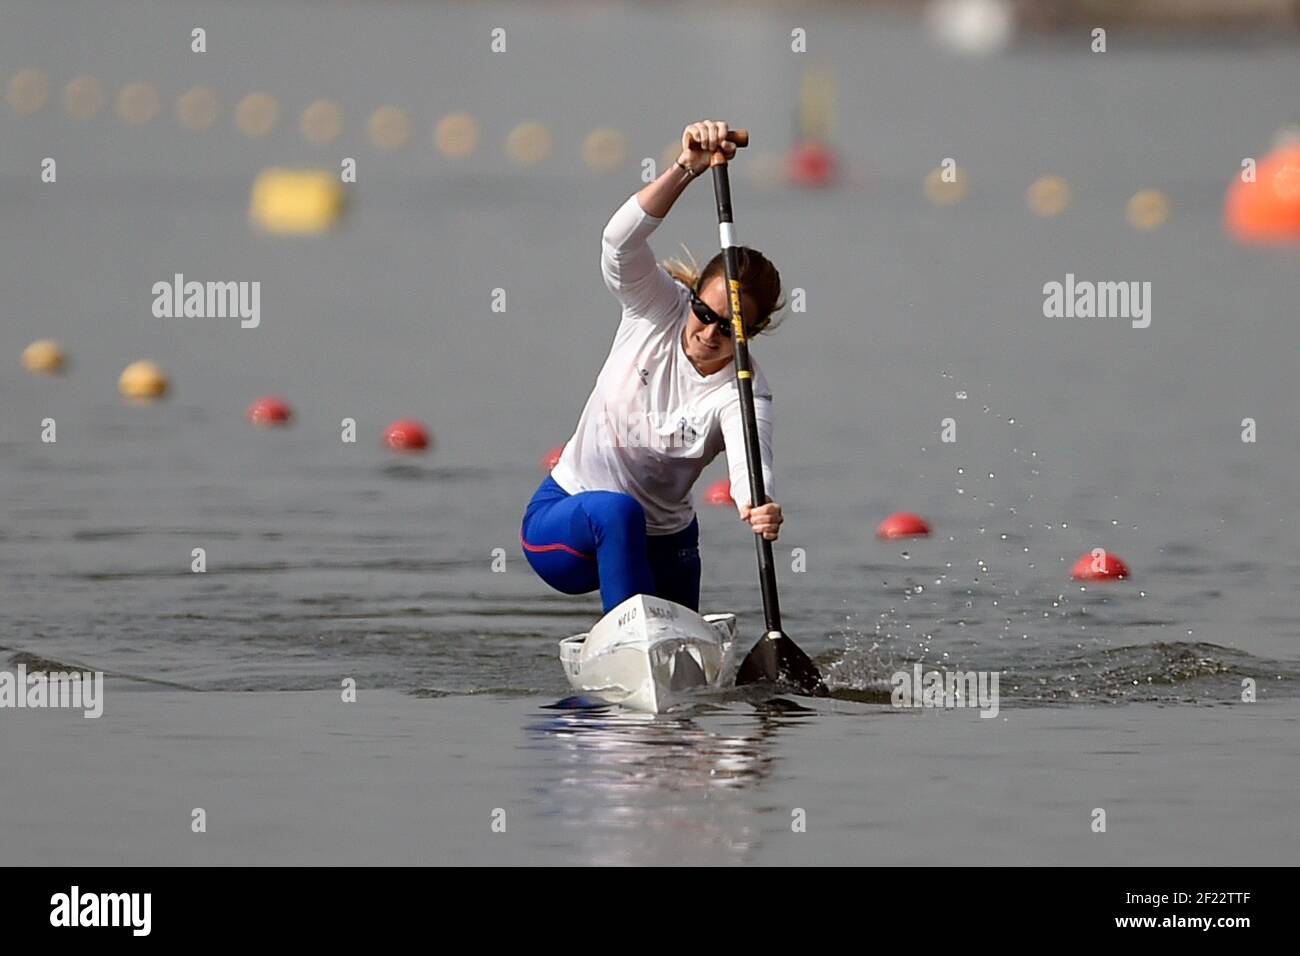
left=689, top=286, right=766, bottom=339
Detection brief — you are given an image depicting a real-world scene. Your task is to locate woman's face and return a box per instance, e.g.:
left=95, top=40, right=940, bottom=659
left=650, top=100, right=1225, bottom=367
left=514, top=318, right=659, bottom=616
left=682, top=275, right=759, bottom=375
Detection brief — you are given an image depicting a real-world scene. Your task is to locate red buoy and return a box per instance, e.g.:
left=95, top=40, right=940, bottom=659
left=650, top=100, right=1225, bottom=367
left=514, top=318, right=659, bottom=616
left=1225, top=144, right=1300, bottom=244
left=703, top=478, right=734, bottom=507
left=876, top=512, right=931, bottom=539
left=541, top=445, right=564, bottom=471
left=1071, top=550, right=1130, bottom=581
left=383, top=419, right=430, bottom=452
left=784, top=140, right=838, bottom=188
left=246, top=396, right=292, bottom=426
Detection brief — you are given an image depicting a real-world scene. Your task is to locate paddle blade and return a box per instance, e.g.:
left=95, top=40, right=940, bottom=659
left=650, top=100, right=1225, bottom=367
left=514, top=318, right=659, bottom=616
left=735, top=631, right=827, bottom=697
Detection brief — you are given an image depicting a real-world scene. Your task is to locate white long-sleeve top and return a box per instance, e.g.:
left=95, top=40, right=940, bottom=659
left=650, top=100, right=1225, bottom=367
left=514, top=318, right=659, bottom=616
left=550, top=192, right=775, bottom=535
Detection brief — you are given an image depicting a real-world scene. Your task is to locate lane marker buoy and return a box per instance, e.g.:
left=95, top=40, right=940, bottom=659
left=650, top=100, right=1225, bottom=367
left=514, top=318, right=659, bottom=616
left=877, top=512, right=931, bottom=539
left=383, top=419, right=430, bottom=452
left=247, top=396, right=293, bottom=426
left=1127, top=189, right=1169, bottom=230
left=1071, top=550, right=1130, bottom=581
left=177, top=86, right=221, bottom=131
left=1225, top=144, right=1300, bottom=244
left=435, top=112, right=480, bottom=158
left=63, top=75, right=105, bottom=121
left=22, top=339, right=66, bottom=374
left=119, top=360, right=168, bottom=400
left=1027, top=175, right=1072, bottom=217
left=703, top=479, right=734, bottom=507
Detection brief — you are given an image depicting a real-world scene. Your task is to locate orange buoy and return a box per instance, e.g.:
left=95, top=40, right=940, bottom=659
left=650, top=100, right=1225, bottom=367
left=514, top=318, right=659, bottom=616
left=1070, top=549, right=1130, bottom=581
left=784, top=140, right=837, bottom=188
left=1225, top=144, right=1300, bottom=244
left=703, top=478, right=734, bottom=507
left=877, top=512, right=931, bottom=539
left=247, top=396, right=292, bottom=426
left=383, top=419, right=429, bottom=452
left=541, top=445, right=564, bottom=471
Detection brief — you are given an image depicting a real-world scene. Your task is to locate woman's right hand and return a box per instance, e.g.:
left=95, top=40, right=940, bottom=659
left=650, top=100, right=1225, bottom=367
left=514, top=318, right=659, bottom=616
left=679, top=120, right=736, bottom=175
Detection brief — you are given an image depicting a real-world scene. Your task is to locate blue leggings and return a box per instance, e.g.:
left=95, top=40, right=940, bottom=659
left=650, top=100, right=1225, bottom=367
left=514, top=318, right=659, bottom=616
left=521, top=475, right=701, bottom=613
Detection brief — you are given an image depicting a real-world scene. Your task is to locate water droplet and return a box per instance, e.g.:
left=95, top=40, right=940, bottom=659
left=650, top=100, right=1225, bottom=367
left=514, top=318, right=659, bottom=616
left=955, top=390, right=967, bottom=400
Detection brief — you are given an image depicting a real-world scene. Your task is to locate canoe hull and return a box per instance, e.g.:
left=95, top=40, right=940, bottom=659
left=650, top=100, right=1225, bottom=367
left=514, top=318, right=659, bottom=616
left=559, top=594, right=737, bottom=712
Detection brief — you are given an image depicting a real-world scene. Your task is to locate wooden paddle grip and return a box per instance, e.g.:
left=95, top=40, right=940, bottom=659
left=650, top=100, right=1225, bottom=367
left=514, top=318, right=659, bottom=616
left=708, top=130, right=748, bottom=167
left=686, top=128, right=749, bottom=149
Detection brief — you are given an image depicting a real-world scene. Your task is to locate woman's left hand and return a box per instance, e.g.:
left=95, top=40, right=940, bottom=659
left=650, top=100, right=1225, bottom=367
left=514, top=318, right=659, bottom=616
left=740, top=499, right=783, bottom=541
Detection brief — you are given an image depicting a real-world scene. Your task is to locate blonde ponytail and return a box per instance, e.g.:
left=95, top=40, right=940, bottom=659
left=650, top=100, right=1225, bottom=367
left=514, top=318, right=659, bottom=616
left=660, top=243, right=703, bottom=290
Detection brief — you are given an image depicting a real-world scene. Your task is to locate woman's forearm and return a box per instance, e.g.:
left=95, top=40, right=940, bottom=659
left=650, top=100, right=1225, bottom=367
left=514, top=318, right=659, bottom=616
left=636, top=152, right=697, bottom=219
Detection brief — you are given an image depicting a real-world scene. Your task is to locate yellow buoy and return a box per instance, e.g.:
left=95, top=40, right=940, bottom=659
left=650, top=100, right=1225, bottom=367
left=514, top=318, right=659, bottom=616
left=236, top=92, right=280, bottom=138
left=22, top=339, right=66, bottom=374
left=119, top=360, right=168, bottom=400
left=434, top=112, right=479, bottom=158
left=177, top=86, right=221, bottom=131
left=115, top=82, right=161, bottom=126
left=6, top=69, right=49, bottom=115
left=582, top=128, right=627, bottom=173
left=368, top=106, right=411, bottom=151
left=249, top=168, right=344, bottom=235
left=924, top=164, right=968, bottom=205
left=1027, top=175, right=1072, bottom=217
left=506, top=122, right=552, bottom=167
left=1127, top=189, right=1170, bottom=230
left=63, top=75, right=105, bottom=121
left=300, top=99, right=343, bottom=144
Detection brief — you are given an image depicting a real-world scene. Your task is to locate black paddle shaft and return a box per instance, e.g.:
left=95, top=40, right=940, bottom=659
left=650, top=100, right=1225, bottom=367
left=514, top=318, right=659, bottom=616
left=709, top=160, right=782, bottom=637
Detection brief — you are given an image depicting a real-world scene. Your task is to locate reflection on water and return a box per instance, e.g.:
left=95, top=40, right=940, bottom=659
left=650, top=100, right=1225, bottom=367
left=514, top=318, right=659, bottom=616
left=523, top=699, right=816, bottom=865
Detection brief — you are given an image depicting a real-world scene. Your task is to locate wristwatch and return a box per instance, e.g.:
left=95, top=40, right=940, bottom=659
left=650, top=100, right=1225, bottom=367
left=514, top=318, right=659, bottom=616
left=675, top=159, right=697, bottom=179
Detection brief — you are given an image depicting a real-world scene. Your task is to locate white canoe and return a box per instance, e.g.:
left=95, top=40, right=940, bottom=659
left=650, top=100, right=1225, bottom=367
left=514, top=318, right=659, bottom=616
left=559, top=593, right=738, bottom=713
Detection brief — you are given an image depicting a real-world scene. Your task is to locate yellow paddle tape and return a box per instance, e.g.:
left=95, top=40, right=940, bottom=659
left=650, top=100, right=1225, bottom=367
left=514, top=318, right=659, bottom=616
left=738, top=370, right=752, bottom=380
left=728, top=278, right=746, bottom=344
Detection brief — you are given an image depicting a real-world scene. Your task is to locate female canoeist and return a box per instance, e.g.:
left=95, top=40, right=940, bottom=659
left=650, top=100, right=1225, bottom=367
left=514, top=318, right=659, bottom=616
left=521, top=120, right=786, bottom=614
